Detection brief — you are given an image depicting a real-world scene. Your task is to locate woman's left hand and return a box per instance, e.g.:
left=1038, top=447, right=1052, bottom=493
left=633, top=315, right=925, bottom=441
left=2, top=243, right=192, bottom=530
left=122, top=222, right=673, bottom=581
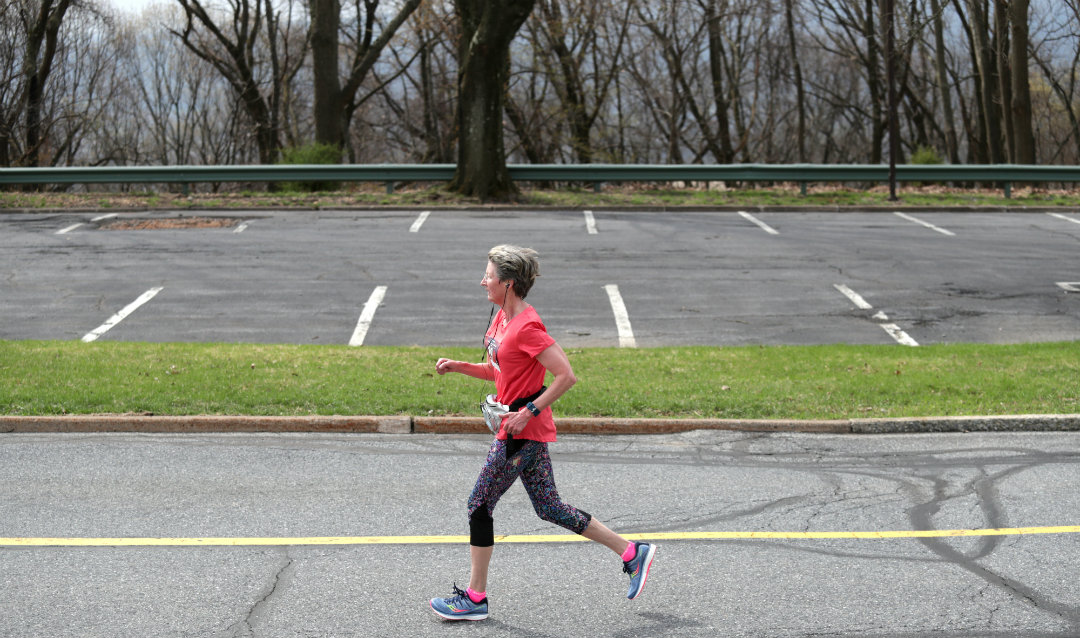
left=503, top=409, right=531, bottom=437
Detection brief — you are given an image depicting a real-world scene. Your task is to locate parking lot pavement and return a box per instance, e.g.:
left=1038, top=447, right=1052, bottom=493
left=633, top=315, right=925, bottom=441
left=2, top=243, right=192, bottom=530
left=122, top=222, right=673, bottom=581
left=1, top=209, right=1078, bottom=347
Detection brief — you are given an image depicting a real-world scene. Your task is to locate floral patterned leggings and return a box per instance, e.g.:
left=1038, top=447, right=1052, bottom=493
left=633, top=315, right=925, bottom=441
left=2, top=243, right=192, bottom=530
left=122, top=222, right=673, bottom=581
left=467, top=438, right=591, bottom=546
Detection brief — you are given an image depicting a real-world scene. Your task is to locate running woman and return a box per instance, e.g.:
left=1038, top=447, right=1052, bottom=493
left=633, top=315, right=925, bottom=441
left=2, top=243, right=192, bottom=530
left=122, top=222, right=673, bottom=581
left=429, top=245, right=656, bottom=621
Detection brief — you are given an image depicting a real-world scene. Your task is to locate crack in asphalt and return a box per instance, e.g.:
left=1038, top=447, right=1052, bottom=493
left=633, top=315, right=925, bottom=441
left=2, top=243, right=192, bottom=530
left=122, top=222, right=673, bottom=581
left=227, top=549, right=295, bottom=638
left=906, top=465, right=1080, bottom=632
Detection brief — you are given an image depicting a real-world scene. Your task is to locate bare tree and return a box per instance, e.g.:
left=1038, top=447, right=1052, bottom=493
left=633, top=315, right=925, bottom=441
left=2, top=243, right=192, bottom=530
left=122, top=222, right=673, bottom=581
left=1008, top=0, right=1034, bottom=163
left=169, top=0, right=306, bottom=164
left=628, top=0, right=698, bottom=163
left=370, top=1, right=457, bottom=162
left=49, top=5, right=126, bottom=168
left=310, top=0, right=422, bottom=155
left=121, top=5, right=239, bottom=167
left=1029, top=0, right=1080, bottom=163
left=518, top=0, right=631, bottom=164
left=959, top=0, right=1005, bottom=162
left=6, top=0, right=75, bottom=167
left=784, top=0, right=807, bottom=162
left=449, top=0, right=536, bottom=201
left=0, top=0, right=131, bottom=175
left=1, top=0, right=27, bottom=166
left=929, top=0, right=960, bottom=162
left=807, top=0, right=887, bottom=163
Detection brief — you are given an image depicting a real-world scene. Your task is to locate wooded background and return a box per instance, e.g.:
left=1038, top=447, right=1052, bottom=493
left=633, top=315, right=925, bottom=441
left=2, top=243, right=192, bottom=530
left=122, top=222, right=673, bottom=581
left=3, top=0, right=1077, bottom=186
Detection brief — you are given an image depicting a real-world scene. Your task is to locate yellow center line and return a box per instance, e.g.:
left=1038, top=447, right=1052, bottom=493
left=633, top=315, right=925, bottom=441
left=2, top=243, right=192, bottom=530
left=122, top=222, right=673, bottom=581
left=2, top=526, right=1078, bottom=547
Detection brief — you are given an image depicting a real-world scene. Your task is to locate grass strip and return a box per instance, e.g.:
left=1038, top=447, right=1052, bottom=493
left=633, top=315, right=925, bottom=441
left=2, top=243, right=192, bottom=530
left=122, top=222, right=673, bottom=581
left=2, top=340, right=1077, bottom=420
left=3, top=185, right=1080, bottom=211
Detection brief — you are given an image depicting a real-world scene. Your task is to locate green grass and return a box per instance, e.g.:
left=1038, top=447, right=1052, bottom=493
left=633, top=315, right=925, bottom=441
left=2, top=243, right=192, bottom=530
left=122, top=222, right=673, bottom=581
left=2, top=340, right=1077, bottom=419
left=3, top=184, right=1080, bottom=210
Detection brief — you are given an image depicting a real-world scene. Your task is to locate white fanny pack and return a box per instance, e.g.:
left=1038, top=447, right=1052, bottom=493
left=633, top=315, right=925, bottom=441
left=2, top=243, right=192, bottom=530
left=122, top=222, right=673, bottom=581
left=480, top=394, right=511, bottom=435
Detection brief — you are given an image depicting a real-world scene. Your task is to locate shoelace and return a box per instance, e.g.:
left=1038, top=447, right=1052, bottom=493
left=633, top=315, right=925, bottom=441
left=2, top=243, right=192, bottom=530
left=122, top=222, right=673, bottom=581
left=622, top=560, right=635, bottom=576
left=447, top=583, right=472, bottom=605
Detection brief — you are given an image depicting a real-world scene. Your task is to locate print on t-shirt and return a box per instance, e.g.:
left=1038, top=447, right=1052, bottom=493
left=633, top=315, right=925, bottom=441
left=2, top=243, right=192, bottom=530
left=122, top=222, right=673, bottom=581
left=485, top=334, right=501, bottom=372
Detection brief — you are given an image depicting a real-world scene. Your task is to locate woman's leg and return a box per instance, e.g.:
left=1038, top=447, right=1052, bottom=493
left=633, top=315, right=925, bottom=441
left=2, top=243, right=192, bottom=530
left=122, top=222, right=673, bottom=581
left=580, top=518, right=632, bottom=555
left=469, top=545, right=494, bottom=593
left=464, top=439, right=529, bottom=592
left=519, top=443, right=602, bottom=539
left=517, top=442, right=657, bottom=598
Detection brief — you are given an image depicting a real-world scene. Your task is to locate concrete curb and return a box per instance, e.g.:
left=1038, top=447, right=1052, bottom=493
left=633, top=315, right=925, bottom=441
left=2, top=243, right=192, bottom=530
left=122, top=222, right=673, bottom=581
left=0, top=415, right=413, bottom=434
left=2, top=414, right=1078, bottom=435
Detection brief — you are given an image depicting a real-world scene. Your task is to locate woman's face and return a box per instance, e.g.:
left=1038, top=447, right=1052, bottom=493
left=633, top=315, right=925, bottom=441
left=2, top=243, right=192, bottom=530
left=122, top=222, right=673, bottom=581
left=481, top=261, right=508, bottom=304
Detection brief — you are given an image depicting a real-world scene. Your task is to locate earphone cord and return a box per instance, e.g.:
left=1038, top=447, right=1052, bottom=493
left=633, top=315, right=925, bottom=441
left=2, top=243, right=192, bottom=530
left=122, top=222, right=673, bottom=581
left=482, top=282, right=513, bottom=441
left=482, top=282, right=511, bottom=363
left=482, top=303, right=496, bottom=362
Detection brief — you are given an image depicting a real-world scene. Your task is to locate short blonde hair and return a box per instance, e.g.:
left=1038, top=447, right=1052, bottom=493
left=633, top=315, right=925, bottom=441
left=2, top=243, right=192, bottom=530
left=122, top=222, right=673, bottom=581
left=488, top=244, right=540, bottom=299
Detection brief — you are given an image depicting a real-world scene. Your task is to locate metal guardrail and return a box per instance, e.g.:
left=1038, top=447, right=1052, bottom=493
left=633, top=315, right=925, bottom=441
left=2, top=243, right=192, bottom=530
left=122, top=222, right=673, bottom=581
left=3, top=163, right=1079, bottom=197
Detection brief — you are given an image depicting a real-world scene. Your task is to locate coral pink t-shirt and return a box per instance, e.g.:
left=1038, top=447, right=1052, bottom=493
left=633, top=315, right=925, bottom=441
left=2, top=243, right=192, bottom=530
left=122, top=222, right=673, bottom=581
left=485, top=306, right=557, bottom=442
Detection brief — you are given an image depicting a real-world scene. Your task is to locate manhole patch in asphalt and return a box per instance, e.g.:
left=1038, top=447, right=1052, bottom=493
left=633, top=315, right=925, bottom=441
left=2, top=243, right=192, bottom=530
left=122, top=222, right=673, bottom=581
left=100, top=217, right=240, bottom=230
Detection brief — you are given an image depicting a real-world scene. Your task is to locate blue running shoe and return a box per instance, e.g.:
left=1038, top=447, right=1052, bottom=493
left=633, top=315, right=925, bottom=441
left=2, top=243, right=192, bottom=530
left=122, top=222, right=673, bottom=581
left=430, top=584, right=488, bottom=621
left=623, top=542, right=657, bottom=600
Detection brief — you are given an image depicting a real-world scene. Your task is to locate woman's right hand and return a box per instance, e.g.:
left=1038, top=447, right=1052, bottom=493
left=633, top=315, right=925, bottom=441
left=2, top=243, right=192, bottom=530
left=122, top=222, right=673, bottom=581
left=435, top=358, right=456, bottom=375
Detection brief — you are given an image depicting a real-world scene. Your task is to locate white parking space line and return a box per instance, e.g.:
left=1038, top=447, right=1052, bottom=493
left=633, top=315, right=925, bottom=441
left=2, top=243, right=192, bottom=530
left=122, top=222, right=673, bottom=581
left=91, top=213, right=118, bottom=222
left=879, top=322, right=920, bottom=347
left=56, top=223, right=83, bottom=235
left=738, top=211, right=779, bottom=235
left=833, top=284, right=874, bottom=310
left=603, top=284, right=636, bottom=348
left=409, top=211, right=431, bottom=233
left=834, top=283, right=919, bottom=346
left=893, top=211, right=955, bottom=236
left=1057, top=282, right=1080, bottom=293
left=349, top=285, right=388, bottom=347
left=1048, top=212, right=1080, bottom=225
left=81, top=287, right=164, bottom=343
left=583, top=210, right=598, bottom=234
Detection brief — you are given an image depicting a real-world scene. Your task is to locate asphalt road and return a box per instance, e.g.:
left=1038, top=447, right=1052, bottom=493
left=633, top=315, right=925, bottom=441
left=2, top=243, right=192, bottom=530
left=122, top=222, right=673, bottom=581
left=1, top=208, right=1079, bottom=346
left=1, top=430, right=1078, bottom=637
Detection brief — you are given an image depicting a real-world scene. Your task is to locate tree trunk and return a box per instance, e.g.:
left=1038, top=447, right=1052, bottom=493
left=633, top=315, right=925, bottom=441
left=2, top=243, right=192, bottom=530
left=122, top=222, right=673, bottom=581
left=994, top=0, right=1014, bottom=161
left=418, top=23, right=450, bottom=163
left=783, top=0, right=806, bottom=163
left=172, top=0, right=292, bottom=166
left=967, top=0, right=1005, bottom=163
left=311, top=0, right=343, bottom=148
left=930, top=0, right=960, bottom=163
left=537, top=0, right=591, bottom=164
left=881, top=0, right=898, bottom=200
left=865, top=0, right=884, bottom=164
left=1009, top=0, right=1035, bottom=163
left=22, top=0, right=74, bottom=168
left=450, top=0, right=536, bottom=202
left=308, top=0, right=420, bottom=154
left=705, top=0, right=735, bottom=163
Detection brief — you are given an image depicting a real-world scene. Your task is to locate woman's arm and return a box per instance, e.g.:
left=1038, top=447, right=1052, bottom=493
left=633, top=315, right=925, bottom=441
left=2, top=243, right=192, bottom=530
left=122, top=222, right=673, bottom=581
left=435, top=358, right=495, bottom=381
left=529, top=343, right=576, bottom=411
left=502, top=343, right=576, bottom=436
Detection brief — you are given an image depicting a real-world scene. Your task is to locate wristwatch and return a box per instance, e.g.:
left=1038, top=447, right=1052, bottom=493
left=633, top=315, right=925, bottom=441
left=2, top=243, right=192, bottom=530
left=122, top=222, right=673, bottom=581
left=525, top=402, right=541, bottom=417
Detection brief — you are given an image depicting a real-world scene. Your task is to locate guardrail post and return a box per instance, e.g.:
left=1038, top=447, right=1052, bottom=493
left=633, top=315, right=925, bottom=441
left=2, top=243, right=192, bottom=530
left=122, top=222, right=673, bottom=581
left=800, top=182, right=807, bottom=197
left=386, top=181, right=395, bottom=195
left=1003, top=181, right=1011, bottom=198
left=593, top=181, right=603, bottom=193
left=181, top=183, right=190, bottom=196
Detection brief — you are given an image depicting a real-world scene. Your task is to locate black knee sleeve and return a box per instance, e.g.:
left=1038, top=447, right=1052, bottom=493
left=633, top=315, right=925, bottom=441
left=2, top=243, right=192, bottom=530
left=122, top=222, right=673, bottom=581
left=470, top=506, right=494, bottom=547
left=576, top=510, right=593, bottom=535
